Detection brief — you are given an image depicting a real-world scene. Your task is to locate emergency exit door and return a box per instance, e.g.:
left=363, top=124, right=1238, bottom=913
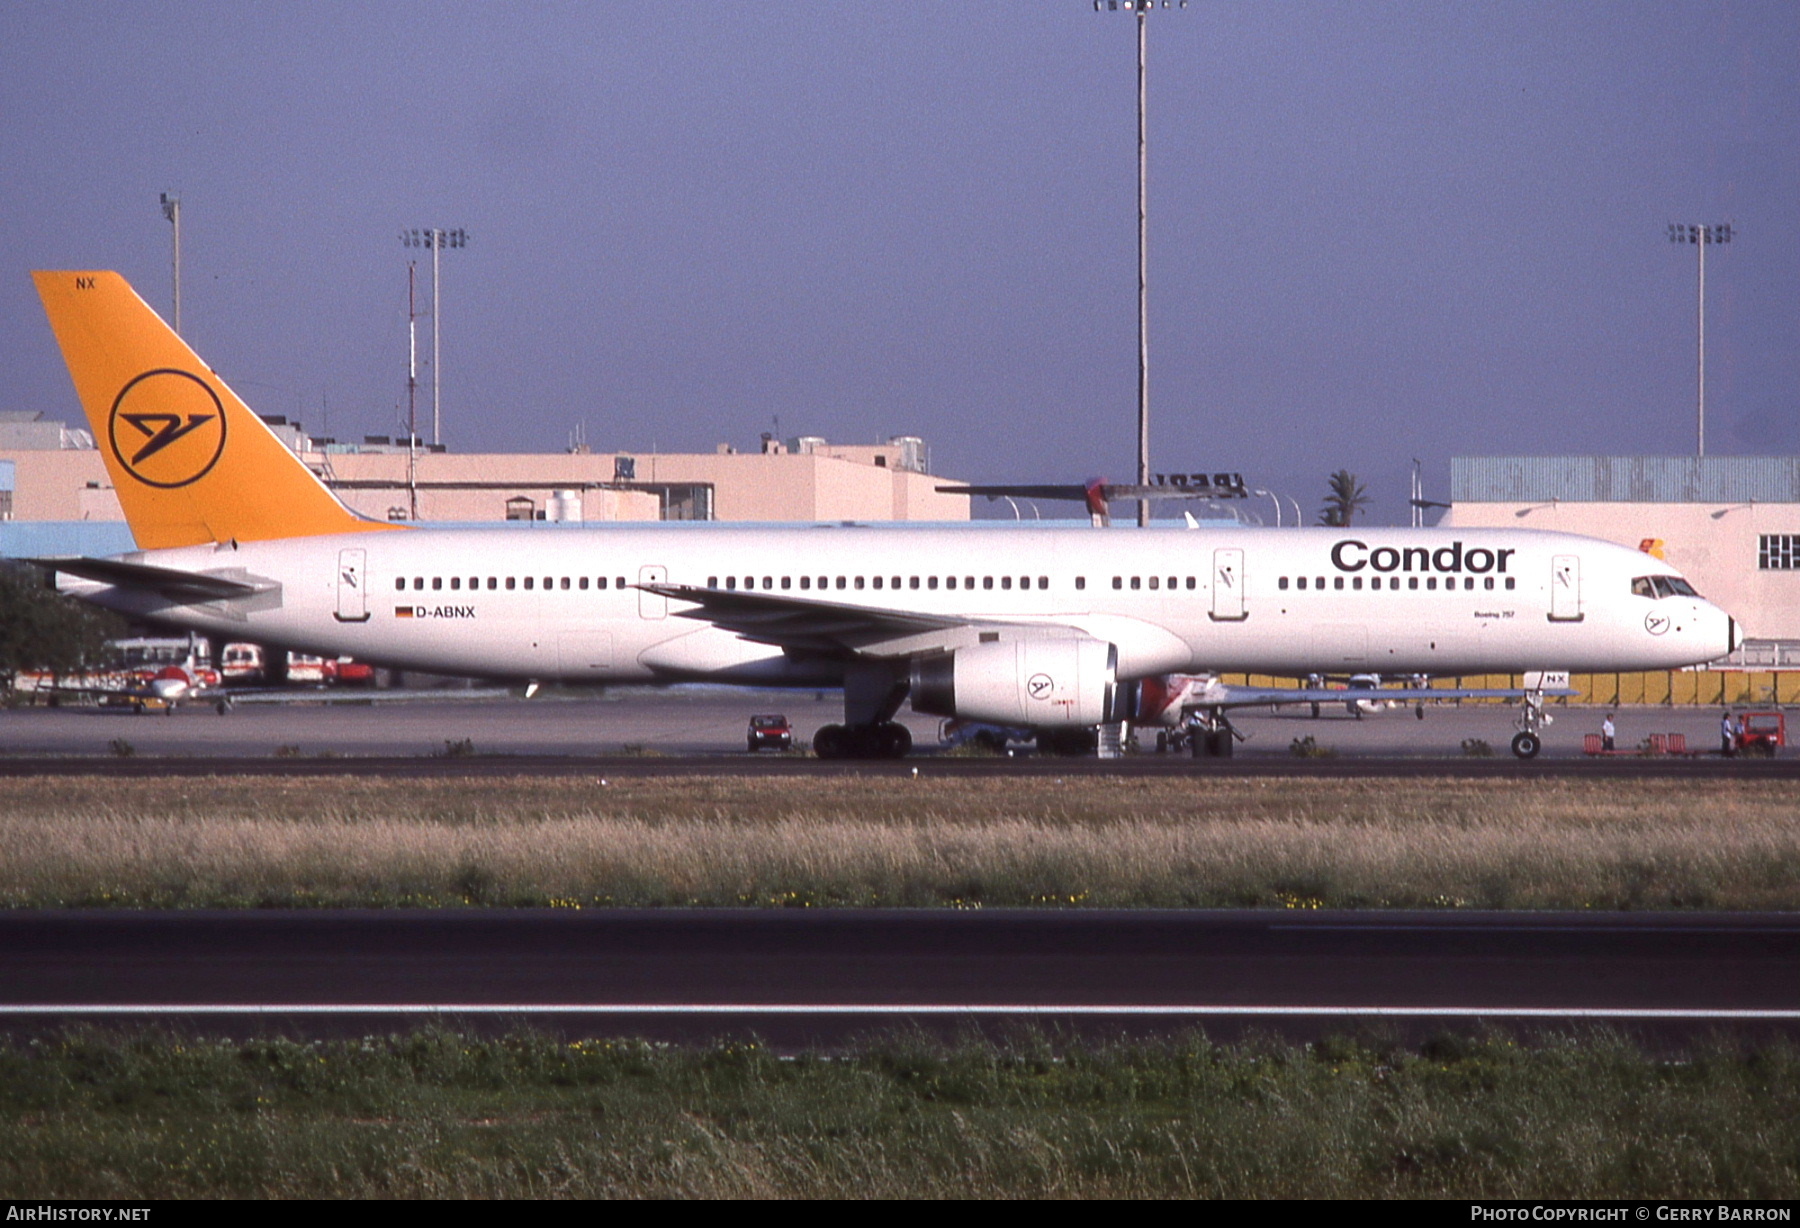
left=638, top=565, right=667, bottom=620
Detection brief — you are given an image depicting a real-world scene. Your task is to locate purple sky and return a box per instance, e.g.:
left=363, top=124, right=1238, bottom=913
left=3, top=2, right=1795, bottom=524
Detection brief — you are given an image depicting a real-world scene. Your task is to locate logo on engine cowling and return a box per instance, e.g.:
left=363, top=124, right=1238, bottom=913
left=1026, top=673, right=1055, bottom=700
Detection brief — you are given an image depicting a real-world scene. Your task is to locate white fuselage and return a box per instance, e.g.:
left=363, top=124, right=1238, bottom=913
left=62, top=524, right=1737, bottom=688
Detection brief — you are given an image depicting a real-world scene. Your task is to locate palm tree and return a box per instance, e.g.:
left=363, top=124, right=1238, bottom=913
left=1317, top=469, right=1369, bottom=527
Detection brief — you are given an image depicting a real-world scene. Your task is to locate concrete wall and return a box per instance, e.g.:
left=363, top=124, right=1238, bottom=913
left=0, top=446, right=971, bottom=526
left=0, top=450, right=117, bottom=521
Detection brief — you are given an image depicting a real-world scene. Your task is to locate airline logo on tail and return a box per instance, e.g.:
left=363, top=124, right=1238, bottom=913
left=35, top=270, right=402, bottom=549
left=108, top=369, right=227, bottom=488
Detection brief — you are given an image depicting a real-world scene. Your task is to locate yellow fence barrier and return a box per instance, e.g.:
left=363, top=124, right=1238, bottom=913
left=1218, top=671, right=1797, bottom=706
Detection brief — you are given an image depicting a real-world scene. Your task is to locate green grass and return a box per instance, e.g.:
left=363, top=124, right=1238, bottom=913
left=2, top=1027, right=1795, bottom=1198
left=4, top=774, right=1799, bottom=911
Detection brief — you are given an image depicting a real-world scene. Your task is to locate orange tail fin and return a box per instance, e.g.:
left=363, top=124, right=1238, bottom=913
left=33, top=270, right=400, bottom=549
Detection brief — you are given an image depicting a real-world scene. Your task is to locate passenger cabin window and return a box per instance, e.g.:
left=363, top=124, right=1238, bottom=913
left=1075, top=577, right=1085, bottom=590
left=506, top=577, right=516, bottom=590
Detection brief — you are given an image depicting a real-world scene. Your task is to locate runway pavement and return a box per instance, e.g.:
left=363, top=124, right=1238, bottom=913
left=3, top=910, right=1795, bottom=1044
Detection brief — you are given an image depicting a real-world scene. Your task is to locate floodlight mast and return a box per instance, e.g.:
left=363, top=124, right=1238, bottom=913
left=1096, top=0, right=1186, bottom=525
left=1667, top=222, right=1734, bottom=457
left=400, top=227, right=469, bottom=448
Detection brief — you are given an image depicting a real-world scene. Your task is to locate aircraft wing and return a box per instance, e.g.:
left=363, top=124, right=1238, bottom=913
left=1189, top=681, right=1577, bottom=710
left=640, top=582, right=1024, bottom=658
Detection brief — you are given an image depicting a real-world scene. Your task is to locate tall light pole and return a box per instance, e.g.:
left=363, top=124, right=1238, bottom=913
left=159, top=193, right=181, bottom=335
left=401, top=227, right=469, bottom=447
left=1096, top=0, right=1185, bottom=525
left=1253, top=488, right=1282, bottom=527
left=1667, top=222, right=1733, bottom=457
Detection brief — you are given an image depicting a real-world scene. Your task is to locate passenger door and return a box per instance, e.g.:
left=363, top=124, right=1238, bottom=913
left=335, top=548, right=369, bottom=622
left=1210, top=548, right=1247, bottom=621
left=1549, top=555, right=1582, bottom=622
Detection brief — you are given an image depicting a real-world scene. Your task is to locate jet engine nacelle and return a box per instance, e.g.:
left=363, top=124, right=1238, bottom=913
left=910, top=637, right=1118, bottom=728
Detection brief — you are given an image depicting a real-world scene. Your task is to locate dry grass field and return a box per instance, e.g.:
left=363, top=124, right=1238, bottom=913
left=2, top=774, right=1796, bottom=910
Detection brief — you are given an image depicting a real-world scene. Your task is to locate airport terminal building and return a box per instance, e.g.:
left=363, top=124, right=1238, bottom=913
left=1, top=410, right=969, bottom=559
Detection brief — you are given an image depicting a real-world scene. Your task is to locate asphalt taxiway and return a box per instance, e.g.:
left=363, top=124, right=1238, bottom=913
left=0, top=689, right=1787, bottom=776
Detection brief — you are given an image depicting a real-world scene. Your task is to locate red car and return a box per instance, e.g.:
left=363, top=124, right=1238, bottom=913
left=747, top=714, right=794, bottom=752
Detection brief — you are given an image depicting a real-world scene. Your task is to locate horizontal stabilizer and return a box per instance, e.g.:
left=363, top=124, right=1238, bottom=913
left=29, top=556, right=266, bottom=603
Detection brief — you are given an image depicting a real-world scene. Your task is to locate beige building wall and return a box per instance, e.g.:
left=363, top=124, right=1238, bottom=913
left=0, top=450, right=116, bottom=520
left=1443, top=500, right=1800, bottom=640
left=3, top=442, right=969, bottom=526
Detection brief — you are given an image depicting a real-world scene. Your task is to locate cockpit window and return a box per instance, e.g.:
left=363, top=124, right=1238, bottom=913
left=1633, top=575, right=1701, bottom=599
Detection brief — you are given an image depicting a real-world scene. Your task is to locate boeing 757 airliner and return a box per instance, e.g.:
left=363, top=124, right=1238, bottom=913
left=30, top=272, right=1740, bottom=758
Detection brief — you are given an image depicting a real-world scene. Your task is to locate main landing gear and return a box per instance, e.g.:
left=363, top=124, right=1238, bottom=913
left=812, top=722, right=913, bottom=760
left=1510, top=692, right=1552, bottom=759
left=813, top=662, right=915, bottom=760
left=1186, top=708, right=1239, bottom=759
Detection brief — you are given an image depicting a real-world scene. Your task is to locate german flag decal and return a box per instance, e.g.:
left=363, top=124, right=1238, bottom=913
left=395, top=606, right=416, bottom=618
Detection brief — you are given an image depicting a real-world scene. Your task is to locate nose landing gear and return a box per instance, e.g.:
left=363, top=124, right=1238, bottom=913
left=1510, top=692, right=1552, bottom=759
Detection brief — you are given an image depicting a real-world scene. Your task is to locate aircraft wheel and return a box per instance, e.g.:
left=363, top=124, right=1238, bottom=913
left=876, top=722, right=912, bottom=759
left=1310, top=703, right=1320, bottom=719
left=813, top=724, right=847, bottom=759
left=1155, top=730, right=1168, bottom=753
left=1415, top=704, right=1425, bottom=720
left=1510, top=731, right=1541, bottom=760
